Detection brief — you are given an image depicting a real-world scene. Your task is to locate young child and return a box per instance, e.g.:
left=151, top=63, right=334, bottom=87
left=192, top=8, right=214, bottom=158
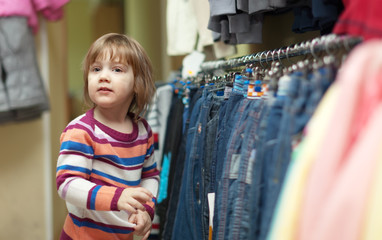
left=56, top=33, right=160, bottom=240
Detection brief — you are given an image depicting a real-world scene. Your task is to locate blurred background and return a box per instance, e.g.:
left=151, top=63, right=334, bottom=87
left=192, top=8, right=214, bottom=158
left=0, top=0, right=319, bottom=239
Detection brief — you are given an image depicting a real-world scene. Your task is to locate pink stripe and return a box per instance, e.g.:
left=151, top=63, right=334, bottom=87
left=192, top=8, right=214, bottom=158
left=61, top=178, right=76, bottom=199
left=60, top=229, right=72, bottom=240
left=111, top=188, right=124, bottom=210
left=65, top=119, right=149, bottom=148
left=57, top=174, right=86, bottom=190
left=142, top=171, right=160, bottom=179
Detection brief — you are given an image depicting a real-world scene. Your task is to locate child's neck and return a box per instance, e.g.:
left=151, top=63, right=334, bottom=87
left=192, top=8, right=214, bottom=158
left=93, top=107, right=133, bottom=134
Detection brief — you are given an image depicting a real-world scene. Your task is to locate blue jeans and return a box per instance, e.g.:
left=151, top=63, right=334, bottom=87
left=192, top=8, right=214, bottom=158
left=201, top=92, right=225, bottom=240
left=227, top=98, right=265, bottom=240
left=258, top=72, right=301, bottom=240
left=212, top=92, right=244, bottom=240
left=304, top=66, right=334, bottom=119
left=172, top=87, right=210, bottom=240
left=214, top=98, right=259, bottom=240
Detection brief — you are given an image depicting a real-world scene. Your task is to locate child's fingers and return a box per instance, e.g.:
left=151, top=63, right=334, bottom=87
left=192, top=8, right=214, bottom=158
left=135, top=187, right=154, bottom=198
left=119, top=199, right=144, bottom=213
left=132, top=190, right=153, bottom=203
left=128, top=198, right=146, bottom=211
left=128, top=213, right=137, bottom=224
left=123, top=204, right=137, bottom=214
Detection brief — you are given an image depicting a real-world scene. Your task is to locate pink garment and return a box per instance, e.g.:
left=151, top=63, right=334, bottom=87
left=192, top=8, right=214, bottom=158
left=0, top=0, right=70, bottom=33
left=298, top=40, right=382, bottom=240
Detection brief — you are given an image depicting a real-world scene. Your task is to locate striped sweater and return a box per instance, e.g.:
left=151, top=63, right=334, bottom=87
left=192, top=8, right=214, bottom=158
left=56, top=109, right=160, bottom=240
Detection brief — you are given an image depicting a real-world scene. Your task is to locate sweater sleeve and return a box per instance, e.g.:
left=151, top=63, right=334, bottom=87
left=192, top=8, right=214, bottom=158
left=140, top=120, right=160, bottom=219
left=56, top=125, right=123, bottom=211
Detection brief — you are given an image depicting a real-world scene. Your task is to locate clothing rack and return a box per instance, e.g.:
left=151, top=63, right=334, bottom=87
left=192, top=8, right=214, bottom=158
left=200, top=34, right=362, bottom=72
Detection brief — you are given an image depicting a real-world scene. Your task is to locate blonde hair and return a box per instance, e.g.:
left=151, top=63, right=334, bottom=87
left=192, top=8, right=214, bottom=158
left=82, top=33, right=156, bottom=120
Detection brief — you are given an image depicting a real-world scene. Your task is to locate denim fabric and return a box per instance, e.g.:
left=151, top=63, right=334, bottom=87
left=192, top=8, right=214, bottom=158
left=246, top=91, right=288, bottom=239
left=212, top=92, right=244, bottom=240
left=212, top=92, right=244, bottom=193
left=172, top=87, right=210, bottom=240
left=258, top=72, right=301, bottom=240
left=228, top=98, right=265, bottom=240
left=201, top=92, right=224, bottom=240
left=162, top=87, right=202, bottom=240
left=214, top=98, right=258, bottom=240
left=304, top=66, right=335, bottom=119
left=245, top=92, right=277, bottom=239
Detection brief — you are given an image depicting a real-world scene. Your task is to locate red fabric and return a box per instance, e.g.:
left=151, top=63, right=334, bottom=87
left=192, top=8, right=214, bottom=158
left=333, top=0, right=382, bottom=40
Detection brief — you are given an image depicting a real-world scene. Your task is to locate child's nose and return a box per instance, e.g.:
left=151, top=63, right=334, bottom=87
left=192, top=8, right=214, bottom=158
left=99, top=71, right=111, bottom=82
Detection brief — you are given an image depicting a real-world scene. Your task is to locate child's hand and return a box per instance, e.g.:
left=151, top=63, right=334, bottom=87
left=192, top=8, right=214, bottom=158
left=128, top=210, right=152, bottom=240
left=117, top=187, right=153, bottom=213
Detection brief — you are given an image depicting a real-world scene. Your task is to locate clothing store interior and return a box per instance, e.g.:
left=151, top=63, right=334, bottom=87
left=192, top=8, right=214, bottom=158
left=0, top=0, right=380, bottom=239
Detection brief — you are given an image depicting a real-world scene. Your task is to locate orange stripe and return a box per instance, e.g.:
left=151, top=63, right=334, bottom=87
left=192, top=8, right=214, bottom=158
left=94, top=186, right=115, bottom=210
left=63, top=215, right=76, bottom=239
left=63, top=215, right=134, bottom=240
left=79, top=227, right=134, bottom=240
left=61, top=128, right=92, bottom=145
left=145, top=201, right=155, bottom=208
left=61, top=128, right=149, bottom=158
left=92, top=142, right=147, bottom=158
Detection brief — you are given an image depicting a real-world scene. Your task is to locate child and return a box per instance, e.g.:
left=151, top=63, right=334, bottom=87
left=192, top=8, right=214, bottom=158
left=56, top=33, right=160, bottom=240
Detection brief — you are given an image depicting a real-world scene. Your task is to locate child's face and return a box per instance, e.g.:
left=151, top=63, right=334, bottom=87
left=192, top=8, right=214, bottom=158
left=87, top=51, right=135, bottom=112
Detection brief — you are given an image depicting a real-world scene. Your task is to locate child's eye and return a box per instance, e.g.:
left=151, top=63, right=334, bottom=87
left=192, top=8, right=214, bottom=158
left=92, top=67, right=101, bottom=72
left=113, top=67, right=124, bottom=73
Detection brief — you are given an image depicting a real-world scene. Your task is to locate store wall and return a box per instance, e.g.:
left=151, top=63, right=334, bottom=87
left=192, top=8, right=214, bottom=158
left=0, top=119, right=47, bottom=239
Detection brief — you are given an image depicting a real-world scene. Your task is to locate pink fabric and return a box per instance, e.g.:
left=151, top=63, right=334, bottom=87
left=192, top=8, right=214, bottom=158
left=298, top=40, right=382, bottom=240
left=0, top=0, right=70, bottom=33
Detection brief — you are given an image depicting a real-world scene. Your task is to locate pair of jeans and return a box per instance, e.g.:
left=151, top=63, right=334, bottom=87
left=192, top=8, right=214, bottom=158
left=201, top=92, right=225, bottom=240
left=258, top=72, right=301, bottom=240
left=226, top=98, right=265, bottom=240
left=172, top=87, right=210, bottom=240
left=212, top=92, right=244, bottom=240
left=246, top=91, right=288, bottom=239
left=214, top=98, right=260, bottom=240
left=211, top=92, right=244, bottom=194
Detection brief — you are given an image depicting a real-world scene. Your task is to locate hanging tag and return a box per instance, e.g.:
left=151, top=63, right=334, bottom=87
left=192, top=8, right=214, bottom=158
left=208, top=193, right=215, bottom=240
left=224, top=86, right=232, bottom=100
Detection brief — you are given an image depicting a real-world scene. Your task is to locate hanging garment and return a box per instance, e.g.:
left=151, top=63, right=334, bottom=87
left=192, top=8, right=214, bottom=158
left=292, top=0, right=343, bottom=34
left=0, top=17, right=49, bottom=124
left=146, top=84, right=174, bottom=168
left=298, top=40, right=382, bottom=240
left=166, top=0, right=236, bottom=57
left=162, top=87, right=203, bottom=240
left=267, top=82, right=340, bottom=240
left=0, top=0, right=69, bottom=34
